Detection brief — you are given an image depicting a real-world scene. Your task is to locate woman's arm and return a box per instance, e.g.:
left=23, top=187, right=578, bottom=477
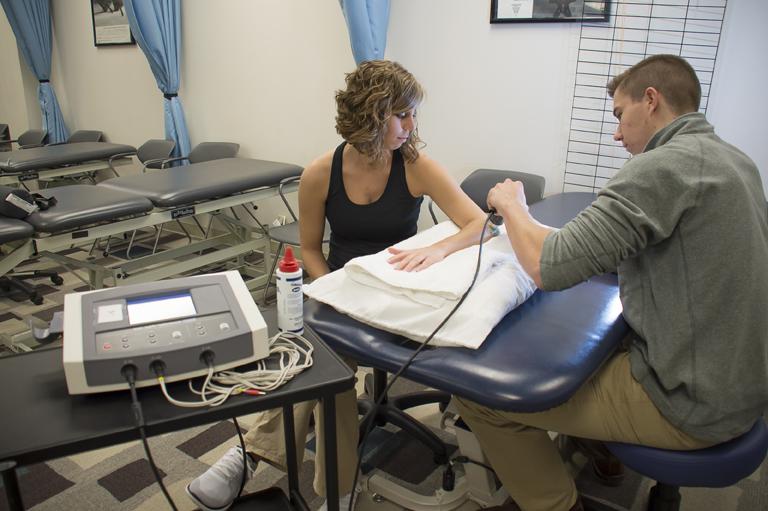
left=388, top=154, right=487, bottom=271
left=298, top=152, right=333, bottom=279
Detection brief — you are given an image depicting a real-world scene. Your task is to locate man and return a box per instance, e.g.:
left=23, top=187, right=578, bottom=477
left=456, top=54, right=768, bottom=511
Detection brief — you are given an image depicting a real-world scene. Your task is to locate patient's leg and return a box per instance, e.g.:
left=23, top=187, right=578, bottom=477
left=187, top=357, right=360, bottom=509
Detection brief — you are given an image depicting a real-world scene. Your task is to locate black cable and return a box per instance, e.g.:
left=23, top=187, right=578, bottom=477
left=197, top=353, right=250, bottom=502
left=122, top=364, right=179, bottom=511
left=233, top=417, right=249, bottom=499
left=346, top=212, right=498, bottom=511
left=452, top=455, right=495, bottom=473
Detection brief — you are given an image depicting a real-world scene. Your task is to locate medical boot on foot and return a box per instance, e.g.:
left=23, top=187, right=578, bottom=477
left=318, top=492, right=353, bottom=511
left=186, top=446, right=257, bottom=511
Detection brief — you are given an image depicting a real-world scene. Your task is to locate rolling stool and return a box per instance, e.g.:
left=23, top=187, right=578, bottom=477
left=0, top=269, right=62, bottom=305
left=605, top=420, right=768, bottom=511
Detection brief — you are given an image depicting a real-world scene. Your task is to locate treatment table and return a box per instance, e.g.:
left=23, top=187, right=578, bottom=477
left=0, top=157, right=302, bottom=290
left=0, top=142, right=137, bottom=186
left=304, top=192, right=629, bottom=507
left=305, top=192, right=627, bottom=411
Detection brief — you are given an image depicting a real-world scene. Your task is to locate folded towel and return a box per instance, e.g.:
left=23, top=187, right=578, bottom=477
left=344, top=222, right=513, bottom=307
left=304, top=222, right=536, bottom=349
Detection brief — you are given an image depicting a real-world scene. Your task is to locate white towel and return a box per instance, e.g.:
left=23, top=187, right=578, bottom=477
left=344, top=222, right=510, bottom=307
left=304, top=222, right=536, bottom=349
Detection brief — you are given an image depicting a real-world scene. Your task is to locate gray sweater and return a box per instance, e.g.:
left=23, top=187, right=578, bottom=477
left=541, top=113, right=768, bottom=442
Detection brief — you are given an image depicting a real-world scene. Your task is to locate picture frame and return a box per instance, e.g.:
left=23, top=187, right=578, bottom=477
left=491, top=0, right=611, bottom=24
left=90, top=0, right=135, bottom=46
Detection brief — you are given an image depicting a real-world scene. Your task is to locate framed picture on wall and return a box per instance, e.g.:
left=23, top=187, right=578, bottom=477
left=491, top=0, right=611, bottom=23
left=90, top=0, right=135, bottom=46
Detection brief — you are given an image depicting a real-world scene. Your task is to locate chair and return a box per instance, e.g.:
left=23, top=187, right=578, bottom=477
left=4, top=129, right=48, bottom=149
left=107, top=138, right=176, bottom=177
left=0, top=124, right=9, bottom=151
left=261, top=175, right=330, bottom=304
left=429, top=168, right=546, bottom=224
left=66, top=130, right=103, bottom=143
left=0, top=269, right=63, bottom=305
left=605, top=420, right=768, bottom=511
left=160, top=141, right=240, bottom=167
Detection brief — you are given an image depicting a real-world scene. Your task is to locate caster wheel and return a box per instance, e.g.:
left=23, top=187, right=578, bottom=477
left=31, top=295, right=43, bottom=305
left=51, top=275, right=64, bottom=285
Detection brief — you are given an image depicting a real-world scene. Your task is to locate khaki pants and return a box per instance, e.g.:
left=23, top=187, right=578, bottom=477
left=243, top=359, right=359, bottom=497
left=455, top=352, right=712, bottom=511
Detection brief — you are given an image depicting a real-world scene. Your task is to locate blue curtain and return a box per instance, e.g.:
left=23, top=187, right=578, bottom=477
left=339, top=0, right=390, bottom=64
left=0, top=0, right=69, bottom=143
left=124, top=0, right=190, bottom=159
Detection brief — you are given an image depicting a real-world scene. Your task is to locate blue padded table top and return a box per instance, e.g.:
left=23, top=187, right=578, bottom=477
left=305, top=192, right=629, bottom=412
left=0, top=217, right=34, bottom=244
left=0, top=142, right=136, bottom=173
left=98, top=158, right=303, bottom=208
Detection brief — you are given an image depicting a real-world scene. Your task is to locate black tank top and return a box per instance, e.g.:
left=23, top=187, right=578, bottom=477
left=325, top=142, right=423, bottom=271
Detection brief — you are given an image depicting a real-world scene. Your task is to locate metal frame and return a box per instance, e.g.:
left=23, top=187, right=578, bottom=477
left=27, top=183, right=297, bottom=290
left=0, top=157, right=133, bottom=187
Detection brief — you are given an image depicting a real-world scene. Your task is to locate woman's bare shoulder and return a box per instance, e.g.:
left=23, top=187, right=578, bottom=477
left=302, top=150, right=334, bottom=184
left=299, top=149, right=336, bottom=203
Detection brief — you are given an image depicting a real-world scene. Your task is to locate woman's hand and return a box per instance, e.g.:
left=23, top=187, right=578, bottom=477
left=386, top=245, right=448, bottom=271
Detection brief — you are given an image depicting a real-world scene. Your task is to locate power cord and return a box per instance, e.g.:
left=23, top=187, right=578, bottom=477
left=346, top=211, right=499, bottom=511
left=121, top=364, right=179, bottom=511
left=451, top=455, right=495, bottom=473
left=232, top=416, right=249, bottom=502
left=153, top=331, right=314, bottom=408
left=150, top=362, right=252, bottom=503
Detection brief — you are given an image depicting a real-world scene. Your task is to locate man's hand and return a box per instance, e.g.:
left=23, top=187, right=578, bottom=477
left=487, top=179, right=528, bottom=217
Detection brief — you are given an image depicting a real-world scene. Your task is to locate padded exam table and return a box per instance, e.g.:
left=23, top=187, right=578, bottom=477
left=0, top=141, right=136, bottom=185
left=1, top=157, right=302, bottom=289
left=305, top=192, right=629, bottom=412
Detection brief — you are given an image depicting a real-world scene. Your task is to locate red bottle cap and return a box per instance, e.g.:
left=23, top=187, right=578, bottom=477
left=279, top=246, right=300, bottom=273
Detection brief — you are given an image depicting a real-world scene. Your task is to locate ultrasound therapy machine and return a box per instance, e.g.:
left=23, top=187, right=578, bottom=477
left=62, top=271, right=269, bottom=394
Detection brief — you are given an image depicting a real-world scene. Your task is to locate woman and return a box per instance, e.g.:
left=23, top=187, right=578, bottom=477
left=300, top=60, right=486, bottom=278
left=187, top=60, right=486, bottom=511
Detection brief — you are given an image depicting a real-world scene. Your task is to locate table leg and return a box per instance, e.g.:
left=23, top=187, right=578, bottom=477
left=0, top=460, right=24, bottom=511
left=282, top=404, right=308, bottom=511
left=322, top=394, right=339, bottom=511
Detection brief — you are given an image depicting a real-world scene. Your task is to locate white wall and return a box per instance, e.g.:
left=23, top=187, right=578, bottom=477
left=50, top=1, right=162, bottom=147
left=387, top=0, right=580, bottom=201
left=707, top=0, right=768, bottom=196
left=1, top=0, right=764, bottom=213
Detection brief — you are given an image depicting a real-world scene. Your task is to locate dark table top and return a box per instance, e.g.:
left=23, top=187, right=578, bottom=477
left=0, top=142, right=137, bottom=173
left=0, top=308, right=354, bottom=466
left=98, top=158, right=303, bottom=208
left=305, top=192, right=629, bottom=412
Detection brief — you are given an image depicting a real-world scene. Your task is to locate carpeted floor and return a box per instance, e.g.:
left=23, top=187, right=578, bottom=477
left=0, top=233, right=766, bottom=510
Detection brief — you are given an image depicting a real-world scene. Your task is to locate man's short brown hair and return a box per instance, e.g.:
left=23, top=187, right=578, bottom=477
left=607, top=54, right=701, bottom=114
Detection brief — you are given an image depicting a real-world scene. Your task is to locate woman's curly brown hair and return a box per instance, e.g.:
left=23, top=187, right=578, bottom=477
left=335, top=60, right=424, bottom=164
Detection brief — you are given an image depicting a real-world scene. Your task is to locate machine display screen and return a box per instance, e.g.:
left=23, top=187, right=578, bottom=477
left=126, top=292, right=197, bottom=326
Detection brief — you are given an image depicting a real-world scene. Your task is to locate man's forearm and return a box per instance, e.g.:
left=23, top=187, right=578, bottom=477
left=499, top=203, right=553, bottom=288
